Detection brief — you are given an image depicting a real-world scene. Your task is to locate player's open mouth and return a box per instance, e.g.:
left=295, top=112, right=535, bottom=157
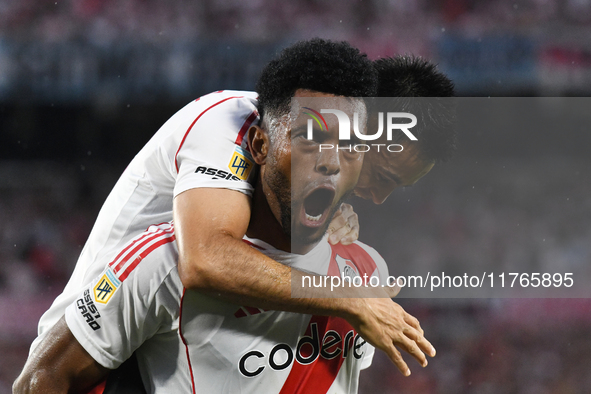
left=301, top=187, right=335, bottom=227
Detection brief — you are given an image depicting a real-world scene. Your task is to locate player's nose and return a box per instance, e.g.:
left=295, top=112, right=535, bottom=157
left=316, top=148, right=340, bottom=175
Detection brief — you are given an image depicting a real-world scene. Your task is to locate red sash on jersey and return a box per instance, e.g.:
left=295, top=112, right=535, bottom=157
left=278, top=243, right=379, bottom=393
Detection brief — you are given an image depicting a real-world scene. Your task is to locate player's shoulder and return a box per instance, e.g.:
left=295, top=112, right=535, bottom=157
left=330, top=241, right=389, bottom=278
left=153, top=90, right=258, bottom=136
left=174, top=90, right=259, bottom=128
left=191, top=90, right=258, bottom=110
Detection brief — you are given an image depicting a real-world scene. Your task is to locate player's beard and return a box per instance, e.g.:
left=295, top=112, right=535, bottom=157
left=263, top=162, right=353, bottom=249
left=263, top=166, right=292, bottom=239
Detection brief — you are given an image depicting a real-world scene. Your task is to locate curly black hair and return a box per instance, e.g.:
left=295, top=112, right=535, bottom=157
left=373, top=55, right=457, bottom=163
left=256, top=38, right=378, bottom=121
left=374, top=55, right=455, bottom=98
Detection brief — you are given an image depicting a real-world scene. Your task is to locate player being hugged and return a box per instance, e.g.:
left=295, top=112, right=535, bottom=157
left=14, top=40, right=439, bottom=394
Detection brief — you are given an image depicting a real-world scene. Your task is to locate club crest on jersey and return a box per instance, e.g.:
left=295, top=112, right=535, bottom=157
left=229, top=146, right=253, bottom=180
left=335, top=255, right=360, bottom=282
left=93, top=268, right=120, bottom=304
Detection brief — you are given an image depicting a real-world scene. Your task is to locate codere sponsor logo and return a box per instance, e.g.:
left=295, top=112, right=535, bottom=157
left=238, top=323, right=366, bottom=377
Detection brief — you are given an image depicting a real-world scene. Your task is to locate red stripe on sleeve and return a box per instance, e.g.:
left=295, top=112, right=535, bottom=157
left=234, top=110, right=259, bottom=146
left=117, top=234, right=176, bottom=281
left=108, top=230, right=158, bottom=270
left=111, top=227, right=175, bottom=274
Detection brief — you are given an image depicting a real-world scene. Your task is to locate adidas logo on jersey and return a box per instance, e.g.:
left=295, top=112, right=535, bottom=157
left=195, top=166, right=243, bottom=181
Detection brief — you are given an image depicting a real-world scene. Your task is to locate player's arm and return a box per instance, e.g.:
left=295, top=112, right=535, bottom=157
left=13, top=317, right=108, bottom=394
left=176, top=188, right=369, bottom=313
left=175, top=188, right=435, bottom=375
left=175, top=187, right=301, bottom=309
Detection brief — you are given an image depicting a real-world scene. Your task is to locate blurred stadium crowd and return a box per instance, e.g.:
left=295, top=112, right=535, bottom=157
left=3, top=0, right=591, bottom=46
left=2, top=0, right=591, bottom=393
left=2, top=0, right=591, bottom=102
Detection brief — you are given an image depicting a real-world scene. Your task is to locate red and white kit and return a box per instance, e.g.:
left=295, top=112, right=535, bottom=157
left=65, top=222, right=389, bottom=394
left=33, top=91, right=259, bottom=351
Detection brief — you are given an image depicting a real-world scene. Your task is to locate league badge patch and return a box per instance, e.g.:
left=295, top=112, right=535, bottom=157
left=93, top=268, right=120, bottom=304
left=229, top=146, right=253, bottom=180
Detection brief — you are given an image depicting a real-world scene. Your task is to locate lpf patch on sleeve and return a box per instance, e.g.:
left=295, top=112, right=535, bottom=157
left=228, top=146, right=254, bottom=180
left=93, top=268, right=121, bottom=304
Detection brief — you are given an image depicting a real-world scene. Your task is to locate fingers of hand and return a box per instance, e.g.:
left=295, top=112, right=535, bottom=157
left=415, top=334, right=436, bottom=358
left=328, top=225, right=348, bottom=245
left=327, top=211, right=345, bottom=243
left=400, top=324, right=434, bottom=357
left=401, top=314, right=435, bottom=357
left=404, top=314, right=424, bottom=336
left=338, top=224, right=359, bottom=245
left=328, top=215, right=358, bottom=245
left=384, top=345, right=410, bottom=377
left=344, top=210, right=358, bottom=232
left=327, top=208, right=344, bottom=233
left=385, top=304, right=435, bottom=363
left=339, top=203, right=354, bottom=216
left=396, top=335, right=428, bottom=367
left=328, top=204, right=359, bottom=244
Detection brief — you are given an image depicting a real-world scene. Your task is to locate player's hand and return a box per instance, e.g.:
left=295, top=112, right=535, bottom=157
left=327, top=203, right=359, bottom=245
left=347, top=295, right=435, bottom=376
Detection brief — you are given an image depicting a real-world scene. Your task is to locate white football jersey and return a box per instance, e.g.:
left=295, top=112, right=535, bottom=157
left=34, top=91, right=259, bottom=351
left=65, top=222, right=390, bottom=394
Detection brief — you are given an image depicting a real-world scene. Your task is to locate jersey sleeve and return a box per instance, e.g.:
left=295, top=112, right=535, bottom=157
left=173, top=94, right=259, bottom=198
left=64, top=236, right=183, bottom=369
left=360, top=343, right=375, bottom=370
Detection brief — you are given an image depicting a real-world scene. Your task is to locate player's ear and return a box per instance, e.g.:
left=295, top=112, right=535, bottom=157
left=247, top=125, right=269, bottom=165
